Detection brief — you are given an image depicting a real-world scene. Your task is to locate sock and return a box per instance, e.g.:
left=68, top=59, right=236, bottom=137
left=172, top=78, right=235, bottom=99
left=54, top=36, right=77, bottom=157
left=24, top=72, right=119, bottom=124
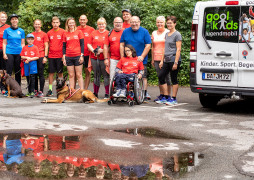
left=165, top=95, right=169, bottom=99
left=93, top=83, right=99, bottom=95
left=144, top=90, right=147, bottom=96
left=105, top=85, right=109, bottom=95
left=172, top=96, right=176, bottom=100
left=49, top=84, right=52, bottom=91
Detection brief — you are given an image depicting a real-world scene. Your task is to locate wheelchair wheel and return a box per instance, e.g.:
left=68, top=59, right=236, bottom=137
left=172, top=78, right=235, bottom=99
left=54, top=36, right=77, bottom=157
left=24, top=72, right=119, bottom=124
left=134, top=74, right=144, bottom=105
left=109, top=76, right=116, bottom=99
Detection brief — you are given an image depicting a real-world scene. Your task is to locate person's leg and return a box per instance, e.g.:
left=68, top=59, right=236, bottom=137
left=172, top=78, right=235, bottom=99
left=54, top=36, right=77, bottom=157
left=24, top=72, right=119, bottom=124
left=56, top=58, right=63, bottom=78
left=6, top=54, right=14, bottom=77
left=110, top=59, right=118, bottom=81
left=99, top=60, right=109, bottom=97
left=37, top=57, right=45, bottom=93
left=26, top=76, right=31, bottom=94
left=154, top=61, right=164, bottom=101
left=67, top=66, right=75, bottom=89
left=74, top=61, right=84, bottom=89
left=0, top=50, right=6, bottom=91
left=157, top=62, right=171, bottom=103
left=142, top=64, right=150, bottom=100
left=47, top=58, right=56, bottom=96
left=169, top=62, right=181, bottom=99
left=13, top=55, right=21, bottom=85
left=30, top=74, right=36, bottom=97
left=91, top=58, right=100, bottom=96
left=83, top=56, right=90, bottom=90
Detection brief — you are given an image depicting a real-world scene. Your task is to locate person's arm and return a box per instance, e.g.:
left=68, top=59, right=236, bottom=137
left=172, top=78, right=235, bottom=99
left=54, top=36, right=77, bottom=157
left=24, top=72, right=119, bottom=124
left=21, top=39, right=25, bottom=48
left=3, top=135, right=8, bottom=148
left=138, top=44, right=151, bottom=62
left=62, top=42, right=67, bottom=66
left=120, top=42, right=125, bottom=58
left=43, top=41, right=49, bottom=64
left=151, top=42, right=154, bottom=67
left=2, top=39, right=8, bottom=60
left=79, top=39, right=84, bottom=63
left=103, top=44, right=109, bottom=66
left=172, top=40, right=182, bottom=70
left=115, top=67, right=123, bottom=73
left=44, top=136, right=48, bottom=151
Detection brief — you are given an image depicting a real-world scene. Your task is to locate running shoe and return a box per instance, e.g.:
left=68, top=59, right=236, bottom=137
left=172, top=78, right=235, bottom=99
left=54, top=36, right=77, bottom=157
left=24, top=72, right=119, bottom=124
left=37, top=91, right=44, bottom=98
left=26, top=92, right=31, bottom=97
left=119, top=89, right=126, bottom=97
left=156, top=97, right=171, bottom=104
left=30, top=92, right=35, bottom=98
left=104, top=94, right=109, bottom=99
left=154, top=94, right=164, bottom=102
left=34, top=90, right=38, bottom=97
left=3, top=91, right=8, bottom=97
left=145, top=92, right=151, bottom=100
left=166, top=98, right=178, bottom=105
left=46, top=90, right=53, bottom=97
left=113, top=89, right=121, bottom=97
left=93, top=93, right=98, bottom=98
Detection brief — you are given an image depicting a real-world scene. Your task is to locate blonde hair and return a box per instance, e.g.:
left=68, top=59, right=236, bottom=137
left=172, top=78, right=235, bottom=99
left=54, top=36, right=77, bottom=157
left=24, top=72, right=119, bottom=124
left=0, top=11, right=7, bottom=18
left=34, top=19, right=42, bottom=25
left=156, top=16, right=166, bottom=23
left=97, top=17, right=106, bottom=25
left=52, top=16, right=60, bottom=22
left=65, top=17, right=77, bottom=32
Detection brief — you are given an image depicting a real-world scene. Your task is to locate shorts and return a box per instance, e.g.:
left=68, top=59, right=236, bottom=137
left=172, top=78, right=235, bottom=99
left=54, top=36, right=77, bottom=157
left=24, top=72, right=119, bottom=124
left=48, top=58, right=63, bottom=73
left=66, top=56, right=82, bottom=66
left=143, top=64, right=148, bottom=78
left=83, top=56, right=89, bottom=68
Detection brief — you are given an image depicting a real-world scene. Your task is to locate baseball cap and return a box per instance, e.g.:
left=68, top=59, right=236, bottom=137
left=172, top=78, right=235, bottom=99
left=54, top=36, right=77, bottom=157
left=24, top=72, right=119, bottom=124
left=9, top=14, right=19, bottom=20
left=122, top=9, right=131, bottom=14
left=26, top=34, right=35, bottom=38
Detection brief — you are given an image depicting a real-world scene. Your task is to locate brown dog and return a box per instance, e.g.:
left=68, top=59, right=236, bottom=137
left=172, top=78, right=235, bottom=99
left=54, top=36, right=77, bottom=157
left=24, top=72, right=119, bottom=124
left=0, top=70, right=24, bottom=98
left=41, top=75, right=108, bottom=103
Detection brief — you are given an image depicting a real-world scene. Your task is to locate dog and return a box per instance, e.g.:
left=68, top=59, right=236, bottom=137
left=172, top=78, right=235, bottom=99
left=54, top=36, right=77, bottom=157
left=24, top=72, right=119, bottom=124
left=0, top=70, right=24, bottom=98
left=41, top=75, right=108, bottom=103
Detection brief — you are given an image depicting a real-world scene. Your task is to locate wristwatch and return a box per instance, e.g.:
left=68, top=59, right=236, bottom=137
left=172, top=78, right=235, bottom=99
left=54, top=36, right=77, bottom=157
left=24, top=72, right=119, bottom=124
left=174, top=61, right=178, bottom=65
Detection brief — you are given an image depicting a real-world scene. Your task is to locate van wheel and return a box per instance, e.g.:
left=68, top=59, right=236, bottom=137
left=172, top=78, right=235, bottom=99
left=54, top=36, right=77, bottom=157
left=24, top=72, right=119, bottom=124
left=199, top=94, right=220, bottom=108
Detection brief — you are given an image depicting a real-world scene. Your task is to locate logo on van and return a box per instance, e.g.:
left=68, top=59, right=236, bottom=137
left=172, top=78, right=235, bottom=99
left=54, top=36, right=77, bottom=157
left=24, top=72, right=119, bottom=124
left=206, top=11, right=238, bottom=30
left=246, top=1, right=254, bottom=5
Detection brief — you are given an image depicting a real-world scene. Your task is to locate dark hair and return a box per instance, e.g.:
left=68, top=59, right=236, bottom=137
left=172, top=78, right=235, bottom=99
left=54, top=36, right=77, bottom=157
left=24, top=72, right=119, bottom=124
left=166, top=16, right=177, bottom=23
left=124, top=44, right=137, bottom=57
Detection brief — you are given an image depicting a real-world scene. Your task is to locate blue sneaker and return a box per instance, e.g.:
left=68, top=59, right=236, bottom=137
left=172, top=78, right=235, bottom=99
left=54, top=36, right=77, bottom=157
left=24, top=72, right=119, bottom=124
left=154, top=94, right=165, bottom=102
left=3, top=91, right=8, bottom=96
left=156, top=97, right=168, bottom=104
left=166, top=98, right=178, bottom=105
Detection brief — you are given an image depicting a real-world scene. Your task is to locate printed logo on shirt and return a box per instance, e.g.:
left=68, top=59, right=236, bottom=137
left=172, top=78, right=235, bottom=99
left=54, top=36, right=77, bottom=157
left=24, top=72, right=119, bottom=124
left=73, top=157, right=78, bottom=162
left=124, top=62, right=129, bottom=66
left=37, top=37, right=41, bottom=41
left=132, top=62, right=138, bottom=67
left=24, top=51, right=28, bottom=56
left=50, top=36, right=54, bottom=40
left=74, top=35, right=79, bottom=39
left=95, top=36, right=99, bottom=40
left=17, top=31, right=21, bottom=35
left=67, top=37, right=70, bottom=41
left=57, top=35, right=62, bottom=39
left=84, top=33, right=89, bottom=37
left=30, top=51, right=35, bottom=56
left=103, top=37, right=105, bottom=40
left=112, top=37, right=117, bottom=41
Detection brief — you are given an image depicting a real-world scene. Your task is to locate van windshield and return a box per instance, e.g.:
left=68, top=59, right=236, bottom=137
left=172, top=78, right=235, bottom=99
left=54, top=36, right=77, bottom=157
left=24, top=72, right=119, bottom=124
left=204, top=7, right=240, bottom=43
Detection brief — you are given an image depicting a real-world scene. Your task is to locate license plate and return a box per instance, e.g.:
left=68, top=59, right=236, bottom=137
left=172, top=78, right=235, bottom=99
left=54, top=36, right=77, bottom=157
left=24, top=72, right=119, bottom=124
left=202, top=73, right=231, bottom=81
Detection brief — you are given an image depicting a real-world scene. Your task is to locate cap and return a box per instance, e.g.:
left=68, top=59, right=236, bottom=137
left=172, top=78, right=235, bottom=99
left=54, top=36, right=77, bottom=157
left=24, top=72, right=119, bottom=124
left=122, top=9, right=131, bottom=14
left=9, top=14, right=19, bottom=20
left=26, top=34, right=34, bottom=38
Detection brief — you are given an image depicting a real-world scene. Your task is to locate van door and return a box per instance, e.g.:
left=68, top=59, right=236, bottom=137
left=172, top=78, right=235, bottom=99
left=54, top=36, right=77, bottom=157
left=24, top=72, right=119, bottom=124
left=196, top=3, right=240, bottom=87
left=238, top=2, right=254, bottom=88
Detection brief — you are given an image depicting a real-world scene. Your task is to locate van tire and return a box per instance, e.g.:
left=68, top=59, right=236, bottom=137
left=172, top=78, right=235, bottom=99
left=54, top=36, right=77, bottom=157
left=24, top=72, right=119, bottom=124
left=199, top=94, right=220, bottom=108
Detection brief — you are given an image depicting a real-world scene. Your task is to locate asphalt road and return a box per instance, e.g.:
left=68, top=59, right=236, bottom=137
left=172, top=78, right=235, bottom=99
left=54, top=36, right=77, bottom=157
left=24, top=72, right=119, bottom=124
left=1, top=81, right=254, bottom=179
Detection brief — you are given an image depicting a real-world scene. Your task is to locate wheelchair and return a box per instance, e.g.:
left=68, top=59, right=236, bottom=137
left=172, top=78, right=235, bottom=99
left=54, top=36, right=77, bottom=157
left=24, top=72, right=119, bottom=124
left=108, top=74, right=145, bottom=106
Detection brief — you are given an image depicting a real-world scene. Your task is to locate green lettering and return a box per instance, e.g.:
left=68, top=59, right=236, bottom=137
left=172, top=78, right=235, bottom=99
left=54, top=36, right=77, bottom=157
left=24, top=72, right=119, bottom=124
left=226, top=21, right=233, bottom=30
left=233, top=22, right=238, bottom=30
left=206, top=14, right=213, bottom=23
left=213, top=21, right=218, bottom=30
left=214, top=14, right=220, bottom=21
left=227, top=11, right=229, bottom=20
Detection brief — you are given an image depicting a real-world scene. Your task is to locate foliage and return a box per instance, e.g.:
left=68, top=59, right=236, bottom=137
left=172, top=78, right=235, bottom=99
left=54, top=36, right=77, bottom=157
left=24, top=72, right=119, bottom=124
left=0, top=0, right=201, bottom=86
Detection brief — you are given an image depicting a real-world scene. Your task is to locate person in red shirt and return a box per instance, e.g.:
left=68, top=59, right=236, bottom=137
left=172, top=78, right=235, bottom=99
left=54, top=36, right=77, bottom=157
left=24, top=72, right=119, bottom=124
left=77, top=15, right=95, bottom=90
left=32, top=19, right=49, bottom=98
left=103, top=17, right=124, bottom=81
left=46, top=16, right=65, bottom=97
left=20, top=34, right=40, bottom=98
left=0, top=11, right=9, bottom=93
left=87, top=17, right=109, bottom=98
left=113, top=44, right=144, bottom=97
left=122, top=9, right=132, bottom=29
left=62, top=17, right=84, bottom=90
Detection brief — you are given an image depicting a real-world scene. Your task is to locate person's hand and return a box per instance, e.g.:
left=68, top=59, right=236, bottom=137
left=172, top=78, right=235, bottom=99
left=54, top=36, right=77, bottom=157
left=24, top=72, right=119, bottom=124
left=79, top=56, right=84, bottom=64
left=250, top=6, right=253, bottom=10
left=118, top=70, right=123, bottom=74
left=98, top=48, right=103, bottom=54
left=151, top=61, right=154, bottom=68
left=3, top=54, right=8, bottom=60
left=25, top=60, right=29, bottom=64
left=137, top=73, right=142, bottom=79
left=43, top=57, right=47, bottom=64
left=62, top=57, right=67, bottom=66
left=172, top=63, right=178, bottom=70
left=104, top=59, right=109, bottom=67
left=4, top=135, right=8, bottom=140
left=159, top=61, right=163, bottom=69
left=137, top=56, right=144, bottom=62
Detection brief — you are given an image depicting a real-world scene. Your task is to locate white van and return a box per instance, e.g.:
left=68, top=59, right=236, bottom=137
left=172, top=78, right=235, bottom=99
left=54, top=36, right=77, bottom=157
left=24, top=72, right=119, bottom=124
left=190, top=0, right=254, bottom=107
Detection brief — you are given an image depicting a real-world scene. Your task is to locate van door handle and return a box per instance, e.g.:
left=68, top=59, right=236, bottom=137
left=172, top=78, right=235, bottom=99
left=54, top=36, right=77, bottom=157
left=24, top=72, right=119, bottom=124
left=216, top=52, right=232, bottom=57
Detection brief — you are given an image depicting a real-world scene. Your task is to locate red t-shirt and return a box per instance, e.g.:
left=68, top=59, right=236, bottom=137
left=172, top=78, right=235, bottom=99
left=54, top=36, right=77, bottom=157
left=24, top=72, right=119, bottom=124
left=108, top=163, right=121, bottom=172
left=116, top=57, right=144, bottom=74
left=79, top=157, right=93, bottom=168
left=32, top=31, right=49, bottom=57
left=77, top=25, right=95, bottom=56
left=122, top=22, right=131, bottom=29
left=33, top=152, right=48, bottom=162
left=65, top=140, right=80, bottom=150
left=48, top=135, right=62, bottom=150
left=0, top=24, right=10, bottom=49
left=20, top=45, right=40, bottom=58
left=63, top=30, right=84, bottom=57
left=64, top=156, right=82, bottom=167
left=105, top=29, right=124, bottom=60
left=90, top=159, right=107, bottom=167
left=47, top=28, right=65, bottom=58
left=88, top=30, right=109, bottom=60
left=47, top=155, right=65, bottom=164
left=20, top=139, right=40, bottom=150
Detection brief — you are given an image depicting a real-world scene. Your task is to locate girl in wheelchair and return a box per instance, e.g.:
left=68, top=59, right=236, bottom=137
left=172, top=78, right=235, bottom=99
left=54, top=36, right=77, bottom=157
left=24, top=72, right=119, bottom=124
left=113, top=44, right=144, bottom=97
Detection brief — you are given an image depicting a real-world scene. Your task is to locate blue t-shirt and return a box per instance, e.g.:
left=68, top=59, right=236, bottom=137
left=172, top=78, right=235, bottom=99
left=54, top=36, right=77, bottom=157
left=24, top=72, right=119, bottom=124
left=120, top=164, right=149, bottom=178
left=120, top=27, right=151, bottom=64
left=3, top=139, right=24, bottom=164
left=3, top=27, right=25, bottom=54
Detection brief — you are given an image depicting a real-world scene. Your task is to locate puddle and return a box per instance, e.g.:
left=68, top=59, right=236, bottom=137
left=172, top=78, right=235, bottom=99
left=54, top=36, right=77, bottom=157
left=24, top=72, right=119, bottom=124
left=0, top=132, right=204, bottom=179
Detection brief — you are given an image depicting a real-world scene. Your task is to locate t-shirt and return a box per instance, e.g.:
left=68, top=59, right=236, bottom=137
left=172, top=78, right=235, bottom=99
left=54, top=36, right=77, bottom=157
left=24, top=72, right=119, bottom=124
left=3, top=27, right=25, bottom=54
left=116, top=57, right=144, bottom=74
left=20, top=45, right=39, bottom=76
left=64, top=156, right=82, bottom=167
left=88, top=30, right=109, bottom=60
left=48, top=135, right=62, bottom=150
left=63, top=30, right=84, bottom=57
left=33, top=152, right=48, bottom=162
left=164, top=31, right=182, bottom=63
left=79, top=157, right=93, bottom=168
left=20, top=138, right=40, bottom=150
left=0, top=24, right=10, bottom=49
left=47, top=155, right=64, bottom=164
left=120, top=26, right=151, bottom=64
left=3, top=139, right=24, bottom=165
left=152, top=29, right=169, bottom=61
left=77, top=25, right=95, bottom=56
left=47, top=28, right=65, bottom=58
left=123, top=22, right=131, bottom=29
left=32, top=31, right=49, bottom=57
left=105, top=29, right=124, bottom=60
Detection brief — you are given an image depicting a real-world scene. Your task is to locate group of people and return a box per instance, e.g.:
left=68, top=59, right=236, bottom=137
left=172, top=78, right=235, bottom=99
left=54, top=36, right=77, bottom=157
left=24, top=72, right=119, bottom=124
left=0, top=9, right=182, bottom=104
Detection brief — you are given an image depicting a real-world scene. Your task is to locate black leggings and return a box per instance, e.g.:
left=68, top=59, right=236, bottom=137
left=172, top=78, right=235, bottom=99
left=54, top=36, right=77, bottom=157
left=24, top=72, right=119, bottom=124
left=35, top=57, right=45, bottom=92
left=158, top=61, right=181, bottom=85
left=6, top=54, right=21, bottom=85
left=26, top=74, right=36, bottom=93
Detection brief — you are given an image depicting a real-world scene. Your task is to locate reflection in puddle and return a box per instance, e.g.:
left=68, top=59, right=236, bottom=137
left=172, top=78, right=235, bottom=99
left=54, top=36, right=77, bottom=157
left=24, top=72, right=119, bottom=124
left=0, top=133, right=204, bottom=179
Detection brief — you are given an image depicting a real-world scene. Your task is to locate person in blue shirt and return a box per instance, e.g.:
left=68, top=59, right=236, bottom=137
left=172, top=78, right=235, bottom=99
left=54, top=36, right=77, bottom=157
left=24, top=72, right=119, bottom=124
left=120, top=16, right=151, bottom=101
left=2, top=14, right=25, bottom=85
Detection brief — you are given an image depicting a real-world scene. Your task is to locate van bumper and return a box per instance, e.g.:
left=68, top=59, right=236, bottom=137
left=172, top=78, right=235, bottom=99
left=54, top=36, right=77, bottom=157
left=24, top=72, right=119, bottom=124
left=190, top=85, right=254, bottom=97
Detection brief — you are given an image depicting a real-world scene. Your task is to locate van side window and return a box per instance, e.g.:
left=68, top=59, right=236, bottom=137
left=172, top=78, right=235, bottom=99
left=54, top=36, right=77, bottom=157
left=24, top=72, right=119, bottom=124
left=204, top=7, right=240, bottom=43
left=239, top=6, right=254, bottom=43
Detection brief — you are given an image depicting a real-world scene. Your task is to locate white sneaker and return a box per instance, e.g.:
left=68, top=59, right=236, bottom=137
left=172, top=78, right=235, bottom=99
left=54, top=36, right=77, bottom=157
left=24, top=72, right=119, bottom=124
left=119, top=89, right=126, bottom=97
left=113, top=89, right=121, bottom=97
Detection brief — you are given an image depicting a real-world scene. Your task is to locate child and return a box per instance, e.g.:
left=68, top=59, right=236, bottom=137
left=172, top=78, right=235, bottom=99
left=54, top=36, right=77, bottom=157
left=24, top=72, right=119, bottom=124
left=113, top=44, right=144, bottom=97
left=20, top=34, right=39, bottom=98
